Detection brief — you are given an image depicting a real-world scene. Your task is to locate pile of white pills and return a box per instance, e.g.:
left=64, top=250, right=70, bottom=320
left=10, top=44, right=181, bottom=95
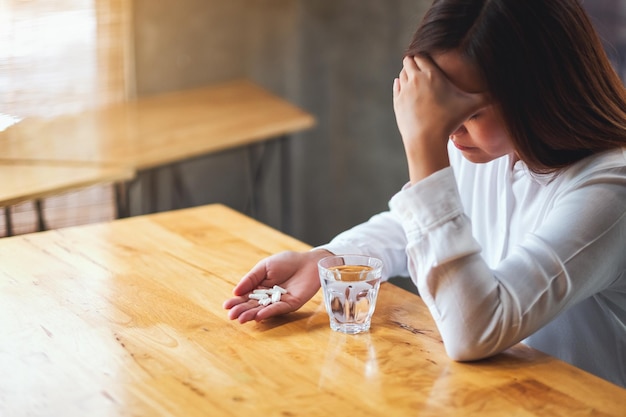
left=248, top=285, right=288, bottom=306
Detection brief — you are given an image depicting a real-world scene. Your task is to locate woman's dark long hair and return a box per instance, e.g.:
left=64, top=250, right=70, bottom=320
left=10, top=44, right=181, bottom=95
left=407, top=0, right=626, bottom=173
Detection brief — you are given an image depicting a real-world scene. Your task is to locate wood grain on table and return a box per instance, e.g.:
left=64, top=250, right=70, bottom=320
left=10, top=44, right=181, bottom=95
left=1, top=204, right=623, bottom=417
left=0, top=79, right=315, bottom=170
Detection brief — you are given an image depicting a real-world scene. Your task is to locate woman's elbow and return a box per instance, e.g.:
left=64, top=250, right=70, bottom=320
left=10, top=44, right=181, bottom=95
left=444, top=343, right=494, bottom=362
left=441, top=331, right=508, bottom=362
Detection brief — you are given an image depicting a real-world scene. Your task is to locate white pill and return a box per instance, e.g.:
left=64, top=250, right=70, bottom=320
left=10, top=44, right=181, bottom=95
left=249, top=293, right=269, bottom=300
left=273, top=285, right=288, bottom=294
left=250, top=286, right=289, bottom=307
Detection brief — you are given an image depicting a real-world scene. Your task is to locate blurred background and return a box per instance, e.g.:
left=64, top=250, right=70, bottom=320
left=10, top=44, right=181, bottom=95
left=1, top=0, right=625, bottom=248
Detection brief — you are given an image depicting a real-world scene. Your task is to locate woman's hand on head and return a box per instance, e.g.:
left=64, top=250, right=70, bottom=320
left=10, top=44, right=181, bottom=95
left=393, top=54, right=487, bottom=182
left=222, top=249, right=332, bottom=323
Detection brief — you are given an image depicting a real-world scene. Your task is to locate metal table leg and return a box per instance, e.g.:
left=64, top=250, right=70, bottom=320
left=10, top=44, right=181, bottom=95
left=4, top=206, right=13, bottom=237
left=114, top=181, right=130, bottom=218
left=34, top=199, right=47, bottom=231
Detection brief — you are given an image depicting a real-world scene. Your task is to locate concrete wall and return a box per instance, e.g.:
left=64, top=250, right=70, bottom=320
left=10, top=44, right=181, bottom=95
left=129, top=0, right=428, bottom=246
left=129, top=0, right=626, bottom=249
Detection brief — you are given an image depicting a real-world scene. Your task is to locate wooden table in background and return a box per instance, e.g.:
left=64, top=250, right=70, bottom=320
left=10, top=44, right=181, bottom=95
left=0, top=79, right=315, bottom=219
left=0, top=161, right=134, bottom=236
left=0, top=79, right=314, bottom=169
left=1, top=204, right=624, bottom=416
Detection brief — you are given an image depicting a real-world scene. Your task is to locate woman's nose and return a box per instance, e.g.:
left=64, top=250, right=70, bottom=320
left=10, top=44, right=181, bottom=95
left=450, top=124, right=468, bottom=136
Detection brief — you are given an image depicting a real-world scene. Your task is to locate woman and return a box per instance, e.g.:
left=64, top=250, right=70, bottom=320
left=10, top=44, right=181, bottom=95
left=224, top=0, right=626, bottom=387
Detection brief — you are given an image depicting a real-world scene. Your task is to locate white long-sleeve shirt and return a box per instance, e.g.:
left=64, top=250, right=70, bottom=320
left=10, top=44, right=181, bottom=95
left=320, top=143, right=626, bottom=387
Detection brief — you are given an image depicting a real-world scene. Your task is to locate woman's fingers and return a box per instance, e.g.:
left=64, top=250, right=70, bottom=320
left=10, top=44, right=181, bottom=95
left=254, top=300, right=297, bottom=321
left=393, top=78, right=400, bottom=97
left=232, top=260, right=268, bottom=296
left=226, top=294, right=298, bottom=323
left=233, top=303, right=265, bottom=323
left=222, top=294, right=249, bottom=310
left=403, top=55, right=420, bottom=74
left=412, top=54, right=436, bottom=75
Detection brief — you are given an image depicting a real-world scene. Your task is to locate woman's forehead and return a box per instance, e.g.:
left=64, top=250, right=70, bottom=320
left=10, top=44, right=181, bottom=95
left=432, top=51, right=487, bottom=94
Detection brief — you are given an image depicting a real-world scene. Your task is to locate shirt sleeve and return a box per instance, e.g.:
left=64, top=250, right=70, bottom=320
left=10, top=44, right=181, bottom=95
left=388, top=165, right=626, bottom=361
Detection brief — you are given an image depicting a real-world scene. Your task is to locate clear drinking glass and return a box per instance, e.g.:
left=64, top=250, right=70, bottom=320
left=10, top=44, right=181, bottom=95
left=318, top=254, right=383, bottom=334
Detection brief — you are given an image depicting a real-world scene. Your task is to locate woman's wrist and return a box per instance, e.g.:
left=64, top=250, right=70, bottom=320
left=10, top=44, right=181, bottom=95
left=406, top=147, right=450, bottom=183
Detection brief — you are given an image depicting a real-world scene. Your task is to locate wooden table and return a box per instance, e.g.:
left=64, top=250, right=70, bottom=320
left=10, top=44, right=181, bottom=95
left=0, top=79, right=315, bottom=221
left=1, top=204, right=624, bottom=416
left=0, top=161, right=134, bottom=236
left=0, top=79, right=315, bottom=169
